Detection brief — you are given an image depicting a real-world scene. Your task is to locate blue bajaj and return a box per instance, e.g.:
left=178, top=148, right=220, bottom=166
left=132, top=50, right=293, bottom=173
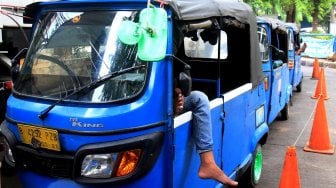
left=1, top=0, right=268, bottom=187
left=285, top=23, right=303, bottom=92
left=257, top=17, right=292, bottom=123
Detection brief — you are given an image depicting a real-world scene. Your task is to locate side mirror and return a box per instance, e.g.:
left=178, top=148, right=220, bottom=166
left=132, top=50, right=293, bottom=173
left=274, top=49, right=286, bottom=62
left=270, top=45, right=286, bottom=61
left=138, top=7, right=167, bottom=61
left=117, top=7, right=167, bottom=61
left=11, top=48, right=27, bottom=82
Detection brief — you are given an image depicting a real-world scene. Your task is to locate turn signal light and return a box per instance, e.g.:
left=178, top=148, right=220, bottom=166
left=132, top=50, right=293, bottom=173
left=288, top=60, right=294, bottom=69
left=264, top=77, right=269, bottom=91
left=116, top=149, right=142, bottom=177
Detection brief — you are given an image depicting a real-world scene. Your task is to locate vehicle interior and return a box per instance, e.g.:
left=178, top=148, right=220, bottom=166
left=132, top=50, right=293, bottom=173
left=173, top=17, right=251, bottom=100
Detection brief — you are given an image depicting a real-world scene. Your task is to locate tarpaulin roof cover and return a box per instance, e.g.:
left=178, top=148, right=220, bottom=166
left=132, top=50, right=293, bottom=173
left=164, top=0, right=252, bottom=23
left=258, top=16, right=287, bottom=33
left=285, top=22, right=300, bottom=34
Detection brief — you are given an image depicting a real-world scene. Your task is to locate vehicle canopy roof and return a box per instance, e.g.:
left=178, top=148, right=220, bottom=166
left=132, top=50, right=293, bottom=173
left=284, top=22, right=300, bottom=34
left=257, top=16, right=287, bottom=33
left=164, top=0, right=252, bottom=23
left=25, top=0, right=263, bottom=87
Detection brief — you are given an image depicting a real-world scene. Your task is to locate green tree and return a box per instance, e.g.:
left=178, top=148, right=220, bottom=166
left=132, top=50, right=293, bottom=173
left=245, top=0, right=336, bottom=32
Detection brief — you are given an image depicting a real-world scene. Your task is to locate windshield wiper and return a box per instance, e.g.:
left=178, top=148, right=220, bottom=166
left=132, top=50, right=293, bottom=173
left=38, top=65, right=146, bottom=120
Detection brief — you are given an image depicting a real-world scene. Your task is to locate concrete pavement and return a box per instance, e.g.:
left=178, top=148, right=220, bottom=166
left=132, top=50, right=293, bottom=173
left=256, top=65, right=336, bottom=188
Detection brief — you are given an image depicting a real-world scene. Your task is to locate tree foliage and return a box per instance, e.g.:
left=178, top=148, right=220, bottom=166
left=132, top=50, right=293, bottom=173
left=244, top=0, right=336, bottom=31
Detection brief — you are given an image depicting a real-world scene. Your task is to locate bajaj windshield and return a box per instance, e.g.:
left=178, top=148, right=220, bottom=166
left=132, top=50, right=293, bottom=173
left=14, top=10, right=148, bottom=102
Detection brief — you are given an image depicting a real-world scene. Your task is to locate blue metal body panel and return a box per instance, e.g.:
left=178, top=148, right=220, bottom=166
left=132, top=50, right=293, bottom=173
left=174, top=84, right=268, bottom=188
left=173, top=103, right=222, bottom=188
left=6, top=61, right=171, bottom=188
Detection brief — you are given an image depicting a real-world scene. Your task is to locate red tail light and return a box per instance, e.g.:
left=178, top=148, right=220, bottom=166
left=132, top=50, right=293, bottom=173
left=5, top=81, right=12, bottom=90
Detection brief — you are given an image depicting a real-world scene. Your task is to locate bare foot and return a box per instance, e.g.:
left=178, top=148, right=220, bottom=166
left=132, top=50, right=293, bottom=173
left=198, top=163, right=238, bottom=186
left=199, top=151, right=238, bottom=187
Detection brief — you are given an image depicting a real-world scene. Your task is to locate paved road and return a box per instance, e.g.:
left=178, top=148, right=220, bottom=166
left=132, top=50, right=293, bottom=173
left=256, top=65, right=336, bottom=188
left=1, top=65, right=336, bottom=188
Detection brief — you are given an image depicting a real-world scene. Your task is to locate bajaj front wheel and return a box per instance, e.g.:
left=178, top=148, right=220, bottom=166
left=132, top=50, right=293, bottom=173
left=1, top=160, right=16, bottom=176
left=280, top=103, right=289, bottom=120
left=296, top=80, right=302, bottom=92
left=238, top=144, right=263, bottom=187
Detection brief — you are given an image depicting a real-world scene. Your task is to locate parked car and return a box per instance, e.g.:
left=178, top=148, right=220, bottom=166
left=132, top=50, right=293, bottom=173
left=0, top=3, right=32, bottom=123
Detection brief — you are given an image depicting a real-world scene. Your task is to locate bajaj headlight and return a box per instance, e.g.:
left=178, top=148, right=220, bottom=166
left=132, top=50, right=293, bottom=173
left=80, top=149, right=142, bottom=178
left=81, top=154, right=117, bottom=178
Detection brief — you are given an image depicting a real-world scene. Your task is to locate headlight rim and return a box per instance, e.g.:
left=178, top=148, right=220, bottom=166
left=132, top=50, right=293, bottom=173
left=73, top=132, right=164, bottom=184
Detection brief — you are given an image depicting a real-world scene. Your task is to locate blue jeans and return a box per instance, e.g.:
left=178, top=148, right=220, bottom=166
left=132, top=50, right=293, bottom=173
left=183, top=91, right=213, bottom=154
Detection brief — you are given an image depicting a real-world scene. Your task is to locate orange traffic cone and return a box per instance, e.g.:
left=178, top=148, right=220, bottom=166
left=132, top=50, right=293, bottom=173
left=311, top=58, right=320, bottom=79
left=279, top=146, right=301, bottom=188
left=311, top=67, right=329, bottom=100
left=304, top=95, right=335, bottom=154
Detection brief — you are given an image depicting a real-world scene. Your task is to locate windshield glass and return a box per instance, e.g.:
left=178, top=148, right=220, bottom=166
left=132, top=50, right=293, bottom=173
left=14, top=10, right=148, bottom=103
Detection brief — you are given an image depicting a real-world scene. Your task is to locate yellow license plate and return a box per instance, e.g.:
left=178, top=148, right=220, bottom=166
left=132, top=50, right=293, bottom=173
left=18, top=124, right=60, bottom=151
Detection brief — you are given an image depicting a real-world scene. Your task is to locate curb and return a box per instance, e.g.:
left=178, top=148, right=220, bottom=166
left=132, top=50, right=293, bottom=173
left=301, top=57, right=336, bottom=68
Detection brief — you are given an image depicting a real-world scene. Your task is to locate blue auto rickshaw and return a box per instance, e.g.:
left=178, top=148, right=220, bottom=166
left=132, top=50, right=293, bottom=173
left=285, top=22, right=303, bottom=92
left=1, top=1, right=269, bottom=187
left=257, top=17, right=292, bottom=123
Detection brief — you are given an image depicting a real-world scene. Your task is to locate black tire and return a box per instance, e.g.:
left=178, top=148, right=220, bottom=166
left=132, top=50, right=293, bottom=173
left=1, top=160, right=16, bottom=176
left=238, top=144, right=263, bottom=188
left=280, top=103, right=289, bottom=120
left=296, top=81, right=302, bottom=92
left=1, top=139, right=16, bottom=177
